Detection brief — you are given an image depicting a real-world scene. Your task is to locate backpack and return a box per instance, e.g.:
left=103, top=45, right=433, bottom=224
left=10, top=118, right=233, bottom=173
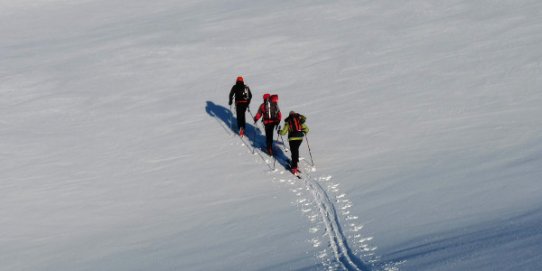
left=240, top=86, right=250, bottom=100
left=288, top=113, right=306, bottom=133
left=264, top=95, right=280, bottom=121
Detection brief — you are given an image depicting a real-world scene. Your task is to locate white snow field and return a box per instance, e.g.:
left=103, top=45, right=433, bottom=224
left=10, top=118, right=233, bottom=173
left=2, top=0, right=542, bottom=270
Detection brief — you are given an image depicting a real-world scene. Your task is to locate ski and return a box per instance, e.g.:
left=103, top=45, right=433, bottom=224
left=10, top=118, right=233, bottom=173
left=291, top=167, right=302, bottom=179
left=287, top=167, right=301, bottom=178
left=285, top=162, right=302, bottom=179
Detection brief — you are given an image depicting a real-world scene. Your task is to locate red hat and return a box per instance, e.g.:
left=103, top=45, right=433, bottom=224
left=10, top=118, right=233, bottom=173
left=236, top=76, right=244, bottom=83
left=270, top=94, right=278, bottom=103
left=263, top=93, right=270, bottom=100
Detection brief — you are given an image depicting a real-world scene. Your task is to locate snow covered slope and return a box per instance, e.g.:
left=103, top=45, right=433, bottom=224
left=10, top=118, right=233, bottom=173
left=2, top=0, right=542, bottom=270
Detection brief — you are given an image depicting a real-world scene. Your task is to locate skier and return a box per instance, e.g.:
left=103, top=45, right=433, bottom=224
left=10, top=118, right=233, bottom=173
left=253, top=94, right=282, bottom=155
left=278, top=111, right=309, bottom=175
left=228, top=76, right=252, bottom=136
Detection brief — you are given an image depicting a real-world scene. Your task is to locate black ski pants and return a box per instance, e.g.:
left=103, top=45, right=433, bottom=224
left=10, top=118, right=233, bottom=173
left=288, top=139, right=303, bottom=169
left=264, top=123, right=277, bottom=150
left=235, top=103, right=248, bottom=130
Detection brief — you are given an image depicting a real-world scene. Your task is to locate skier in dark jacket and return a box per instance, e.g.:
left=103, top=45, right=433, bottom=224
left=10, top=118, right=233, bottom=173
left=228, top=76, right=252, bottom=136
left=253, top=94, right=282, bottom=155
left=279, top=111, right=309, bottom=174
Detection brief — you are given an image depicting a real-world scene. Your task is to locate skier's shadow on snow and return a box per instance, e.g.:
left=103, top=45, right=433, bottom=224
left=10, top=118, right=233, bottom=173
left=205, top=101, right=290, bottom=169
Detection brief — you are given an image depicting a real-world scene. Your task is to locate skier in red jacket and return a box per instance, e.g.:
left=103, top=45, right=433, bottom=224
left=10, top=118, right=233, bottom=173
left=253, top=94, right=282, bottom=155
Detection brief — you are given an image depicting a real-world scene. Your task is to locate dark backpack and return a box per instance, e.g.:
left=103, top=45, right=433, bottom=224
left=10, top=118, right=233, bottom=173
left=240, top=86, right=250, bottom=100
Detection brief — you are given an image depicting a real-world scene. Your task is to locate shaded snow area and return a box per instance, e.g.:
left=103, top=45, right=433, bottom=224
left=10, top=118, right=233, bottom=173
left=1, top=0, right=542, bottom=270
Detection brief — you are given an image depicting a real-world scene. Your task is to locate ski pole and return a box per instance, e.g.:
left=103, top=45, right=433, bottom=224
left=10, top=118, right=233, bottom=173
left=248, top=108, right=261, bottom=133
left=280, top=136, right=289, bottom=152
left=272, top=126, right=278, bottom=169
left=249, top=109, right=265, bottom=135
left=252, top=120, right=258, bottom=154
left=248, top=107, right=254, bottom=119
left=305, top=134, right=315, bottom=167
left=229, top=104, right=234, bottom=131
left=278, top=131, right=289, bottom=153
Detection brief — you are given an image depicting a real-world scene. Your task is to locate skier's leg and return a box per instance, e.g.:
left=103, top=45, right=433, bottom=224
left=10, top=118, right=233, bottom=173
left=289, top=140, right=301, bottom=169
left=265, top=124, right=274, bottom=150
left=236, top=104, right=246, bottom=131
left=239, top=105, right=247, bottom=130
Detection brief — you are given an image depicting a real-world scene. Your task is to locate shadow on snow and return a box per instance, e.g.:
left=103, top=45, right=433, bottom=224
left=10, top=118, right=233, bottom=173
left=205, top=101, right=291, bottom=170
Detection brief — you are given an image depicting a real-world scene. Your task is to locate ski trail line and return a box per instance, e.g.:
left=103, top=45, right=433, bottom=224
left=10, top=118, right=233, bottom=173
left=233, top=139, right=374, bottom=270
left=206, top=106, right=379, bottom=270
left=301, top=168, right=371, bottom=271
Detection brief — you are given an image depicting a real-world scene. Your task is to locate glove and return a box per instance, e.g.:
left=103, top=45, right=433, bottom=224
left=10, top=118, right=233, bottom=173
left=228, top=101, right=232, bottom=106
left=253, top=118, right=257, bottom=124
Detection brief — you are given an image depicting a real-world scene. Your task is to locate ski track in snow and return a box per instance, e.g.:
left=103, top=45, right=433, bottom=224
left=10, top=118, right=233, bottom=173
left=297, top=167, right=373, bottom=271
left=208, top=105, right=398, bottom=271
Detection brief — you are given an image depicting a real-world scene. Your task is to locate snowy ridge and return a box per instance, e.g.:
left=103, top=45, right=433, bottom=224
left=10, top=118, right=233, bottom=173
left=206, top=101, right=390, bottom=270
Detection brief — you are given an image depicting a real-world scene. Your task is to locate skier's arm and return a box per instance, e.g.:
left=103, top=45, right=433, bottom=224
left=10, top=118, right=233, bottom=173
left=253, top=104, right=263, bottom=122
left=302, top=124, right=309, bottom=134
left=279, top=123, right=289, bottom=135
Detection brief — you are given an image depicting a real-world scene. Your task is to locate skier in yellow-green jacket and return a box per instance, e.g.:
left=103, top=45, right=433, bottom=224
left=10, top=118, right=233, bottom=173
left=278, top=111, right=309, bottom=174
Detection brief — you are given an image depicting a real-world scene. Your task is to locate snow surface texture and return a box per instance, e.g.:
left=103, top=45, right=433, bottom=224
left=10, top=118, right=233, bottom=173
left=207, top=101, right=377, bottom=270
left=2, top=0, right=542, bottom=270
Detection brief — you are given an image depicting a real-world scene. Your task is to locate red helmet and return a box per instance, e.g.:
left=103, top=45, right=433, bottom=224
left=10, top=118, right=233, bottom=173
left=263, top=93, right=270, bottom=101
left=236, top=76, right=244, bottom=83
left=270, top=94, right=278, bottom=103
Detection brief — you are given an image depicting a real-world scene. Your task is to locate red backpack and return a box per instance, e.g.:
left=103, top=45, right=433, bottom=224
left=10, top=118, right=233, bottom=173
left=264, top=95, right=280, bottom=121
left=288, top=113, right=306, bottom=133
